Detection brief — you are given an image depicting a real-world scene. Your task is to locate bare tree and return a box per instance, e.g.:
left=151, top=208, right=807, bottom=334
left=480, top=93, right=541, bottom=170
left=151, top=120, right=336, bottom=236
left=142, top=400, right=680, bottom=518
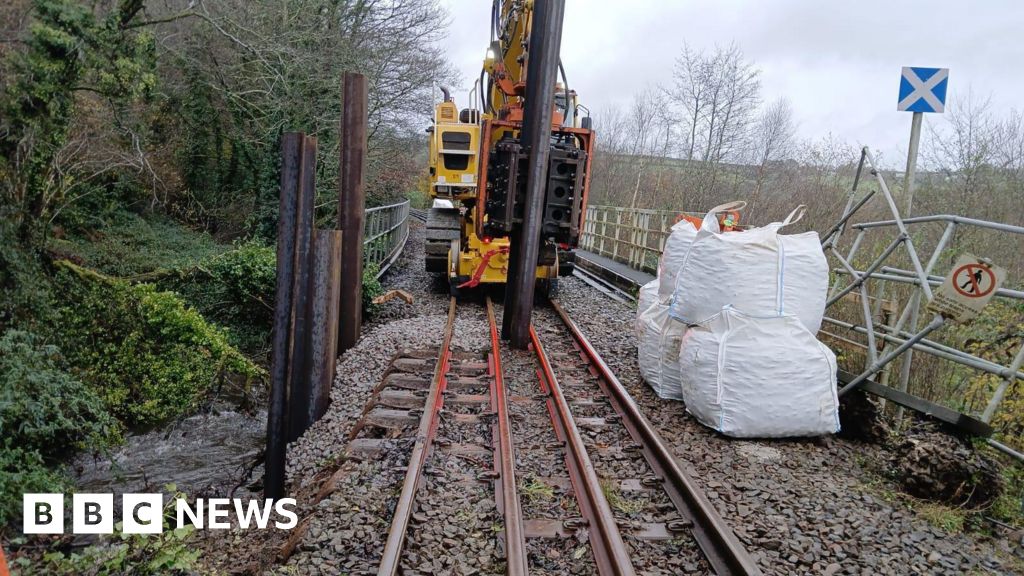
left=995, top=108, right=1024, bottom=202
left=625, top=87, right=669, bottom=208
left=667, top=43, right=709, bottom=162
left=665, top=43, right=760, bottom=203
left=923, top=91, right=999, bottom=218
left=750, top=97, right=796, bottom=208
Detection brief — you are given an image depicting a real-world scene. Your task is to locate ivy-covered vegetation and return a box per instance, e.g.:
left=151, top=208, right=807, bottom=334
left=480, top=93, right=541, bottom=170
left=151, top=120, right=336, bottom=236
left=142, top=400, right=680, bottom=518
left=0, top=249, right=266, bottom=524
left=54, top=260, right=263, bottom=425
left=0, top=3, right=443, bottom=559
left=159, top=242, right=278, bottom=356
left=49, top=208, right=227, bottom=277
left=0, top=330, right=116, bottom=525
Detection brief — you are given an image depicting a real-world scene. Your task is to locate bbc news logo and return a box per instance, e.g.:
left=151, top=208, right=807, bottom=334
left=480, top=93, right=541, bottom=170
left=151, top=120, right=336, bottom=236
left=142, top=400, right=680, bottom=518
left=23, top=494, right=298, bottom=534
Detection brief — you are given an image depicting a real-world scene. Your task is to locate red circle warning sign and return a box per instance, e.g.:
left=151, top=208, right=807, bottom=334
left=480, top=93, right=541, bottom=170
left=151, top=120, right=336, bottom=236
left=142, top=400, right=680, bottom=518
left=952, top=263, right=996, bottom=298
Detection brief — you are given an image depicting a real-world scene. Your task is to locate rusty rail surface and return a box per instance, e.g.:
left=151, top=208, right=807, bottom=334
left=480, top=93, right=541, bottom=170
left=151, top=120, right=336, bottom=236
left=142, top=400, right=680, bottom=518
left=549, top=300, right=762, bottom=576
left=486, top=298, right=529, bottom=575
left=377, top=297, right=456, bottom=576
left=529, top=326, right=636, bottom=576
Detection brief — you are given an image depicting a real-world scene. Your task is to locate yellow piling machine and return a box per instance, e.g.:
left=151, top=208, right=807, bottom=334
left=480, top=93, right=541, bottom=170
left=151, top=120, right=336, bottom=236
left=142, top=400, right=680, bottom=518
left=424, top=0, right=595, bottom=298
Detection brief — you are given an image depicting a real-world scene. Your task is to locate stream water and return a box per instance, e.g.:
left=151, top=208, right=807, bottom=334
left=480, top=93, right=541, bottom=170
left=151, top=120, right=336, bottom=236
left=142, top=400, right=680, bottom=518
left=73, top=406, right=266, bottom=498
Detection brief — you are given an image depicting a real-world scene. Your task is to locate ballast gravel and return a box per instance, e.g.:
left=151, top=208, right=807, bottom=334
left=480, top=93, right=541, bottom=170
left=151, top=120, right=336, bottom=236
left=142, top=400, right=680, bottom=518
left=204, top=221, right=1020, bottom=575
left=553, top=275, right=1020, bottom=576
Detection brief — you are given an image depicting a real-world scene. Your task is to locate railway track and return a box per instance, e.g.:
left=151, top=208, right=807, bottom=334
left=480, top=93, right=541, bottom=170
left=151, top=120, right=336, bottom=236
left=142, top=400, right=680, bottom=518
left=410, top=208, right=428, bottom=223
left=571, top=266, right=635, bottom=305
left=541, top=301, right=760, bottom=575
left=371, top=296, right=760, bottom=575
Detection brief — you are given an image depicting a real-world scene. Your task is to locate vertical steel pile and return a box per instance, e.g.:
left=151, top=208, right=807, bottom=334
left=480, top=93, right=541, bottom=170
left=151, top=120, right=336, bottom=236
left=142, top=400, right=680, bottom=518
left=265, top=133, right=344, bottom=499
left=338, top=72, right=369, bottom=352
left=265, top=133, right=304, bottom=500
left=286, top=136, right=318, bottom=443
left=503, top=0, right=566, bottom=349
left=308, top=230, right=343, bottom=424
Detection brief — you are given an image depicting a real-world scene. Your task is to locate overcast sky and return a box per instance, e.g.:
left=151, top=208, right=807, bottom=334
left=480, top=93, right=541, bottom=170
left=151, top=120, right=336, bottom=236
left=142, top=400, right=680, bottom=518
left=437, top=0, right=1024, bottom=166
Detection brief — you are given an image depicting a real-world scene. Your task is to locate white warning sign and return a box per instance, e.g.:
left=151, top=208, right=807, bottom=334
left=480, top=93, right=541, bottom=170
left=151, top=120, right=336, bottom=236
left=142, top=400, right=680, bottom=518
left=927, top=253, right=1006, bottom=322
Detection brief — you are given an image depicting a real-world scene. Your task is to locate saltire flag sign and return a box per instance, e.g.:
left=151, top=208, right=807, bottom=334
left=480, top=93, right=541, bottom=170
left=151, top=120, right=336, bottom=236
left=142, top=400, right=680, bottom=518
left=898, top=67, right=949, bottom=113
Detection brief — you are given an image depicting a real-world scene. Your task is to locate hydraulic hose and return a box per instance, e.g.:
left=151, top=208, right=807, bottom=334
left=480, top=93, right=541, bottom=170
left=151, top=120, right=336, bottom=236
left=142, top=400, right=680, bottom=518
left=558, top=59, right=570, bottom=127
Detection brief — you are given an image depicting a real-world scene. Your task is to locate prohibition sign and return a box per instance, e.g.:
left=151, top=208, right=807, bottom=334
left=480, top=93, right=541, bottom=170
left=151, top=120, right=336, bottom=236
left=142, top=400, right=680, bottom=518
left=952, top=263, right=995, bottom=298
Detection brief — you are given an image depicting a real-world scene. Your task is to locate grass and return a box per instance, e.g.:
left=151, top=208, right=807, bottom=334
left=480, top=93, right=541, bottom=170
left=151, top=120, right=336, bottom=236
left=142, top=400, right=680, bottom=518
left=855, top=456, right=968, bottom=534
left=599, top=478, right=644, bottom=515
left=519, top=476, right=555, bottom=504
left=914, top=501, right=967, bottom=532
left=988, top=462, right=1024, bottom=529
left=852, top=451, right=1014, bottom=536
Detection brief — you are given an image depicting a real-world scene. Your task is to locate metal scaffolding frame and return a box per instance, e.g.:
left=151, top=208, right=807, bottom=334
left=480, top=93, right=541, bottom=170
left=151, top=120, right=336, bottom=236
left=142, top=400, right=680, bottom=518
left=822, top=147, right=1024, bottom=456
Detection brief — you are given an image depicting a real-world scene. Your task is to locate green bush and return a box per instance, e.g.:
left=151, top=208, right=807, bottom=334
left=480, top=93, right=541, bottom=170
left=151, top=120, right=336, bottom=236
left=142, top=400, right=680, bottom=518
left=54, top=261, right=263, bottom=426
left=48, top=209, right=226, bottom=277
left=363, top=261, right=383, bottom=316
left=161, top=242, right=276, bottom=355
left=0, top=329, right=115, bottom=525
left=0, top=330, right=118, bottom=453
left=0, top=443, right=67, bottom=528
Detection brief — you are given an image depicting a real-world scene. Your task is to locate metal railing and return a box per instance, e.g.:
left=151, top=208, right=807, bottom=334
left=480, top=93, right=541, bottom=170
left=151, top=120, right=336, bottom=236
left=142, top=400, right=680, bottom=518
left=579, top=205, right=700, bottom=275
left=822, top=149, right=1024, bottom=427
left=364, top=199, right=411, bottom=278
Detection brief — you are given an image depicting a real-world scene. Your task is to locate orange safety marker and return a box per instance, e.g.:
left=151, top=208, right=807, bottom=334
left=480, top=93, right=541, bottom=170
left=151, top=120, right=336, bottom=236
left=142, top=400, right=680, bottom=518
left=0, top=545, right=10, bottom=576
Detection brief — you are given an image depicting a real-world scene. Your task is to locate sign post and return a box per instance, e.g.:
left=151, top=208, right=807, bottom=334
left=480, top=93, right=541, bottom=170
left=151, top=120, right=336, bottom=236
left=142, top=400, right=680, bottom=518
left=891, top=66, right=950, bottom=423
left=897, top=66, right=949, bottom=215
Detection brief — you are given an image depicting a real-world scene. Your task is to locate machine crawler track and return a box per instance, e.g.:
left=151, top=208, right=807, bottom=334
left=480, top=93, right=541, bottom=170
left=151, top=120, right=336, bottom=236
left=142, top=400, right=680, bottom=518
left=425, top=207, right=461, bottom=273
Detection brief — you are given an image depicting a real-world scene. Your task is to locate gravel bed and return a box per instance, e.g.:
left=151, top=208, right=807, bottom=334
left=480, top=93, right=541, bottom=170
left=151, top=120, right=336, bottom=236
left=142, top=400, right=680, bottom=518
left=285, top=313, right=447, bottom=482
left=207, top=221, right=1017, bottom=575
left=366, top=220, right=451, bottom=330
left=552, top=275, right=1018, bottom=575
left=274, top=310, right=446, bottom=575
left=401, top=305, right=503, bottom=576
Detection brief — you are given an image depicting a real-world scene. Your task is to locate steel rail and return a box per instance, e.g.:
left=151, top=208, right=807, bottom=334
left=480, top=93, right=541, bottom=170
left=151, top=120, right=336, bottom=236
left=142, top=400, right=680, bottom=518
left=572, top=266, right=635, bottom=305
left=486, top=297, right=529, bottom=575
left=366, top=198, right=413, bottom=215
left=377, top=297, right=457, bottom=576
left=549, top=300, right=762, bottom=576
left=372, top=223, right=410, bottom=280
left=529, top=325, right=637, bottom=576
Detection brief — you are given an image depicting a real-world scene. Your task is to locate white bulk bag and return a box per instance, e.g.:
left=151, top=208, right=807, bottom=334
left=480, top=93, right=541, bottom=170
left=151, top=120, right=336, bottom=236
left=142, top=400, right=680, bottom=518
left=670, top=206, right=828, bottom=334
left=636, top=302, right=663, bottom=390
left=657, top=201, right=746, bottom=303
left=636, top=302, right=687, bottom=400
left=636, top=279, right=659, bottom=340
left=678, top=307, right=840, bottom=438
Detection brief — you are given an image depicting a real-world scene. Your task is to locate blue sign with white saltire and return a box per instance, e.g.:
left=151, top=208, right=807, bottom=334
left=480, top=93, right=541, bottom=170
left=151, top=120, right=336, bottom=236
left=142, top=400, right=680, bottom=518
left=898, top=67, right=949, bottom=113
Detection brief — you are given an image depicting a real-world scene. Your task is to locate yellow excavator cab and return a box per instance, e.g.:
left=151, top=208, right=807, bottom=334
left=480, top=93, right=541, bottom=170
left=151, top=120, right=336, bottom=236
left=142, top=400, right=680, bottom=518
left=424, top=1, right=595, bottom=297
left=429, top=99, right=480, bottom=203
